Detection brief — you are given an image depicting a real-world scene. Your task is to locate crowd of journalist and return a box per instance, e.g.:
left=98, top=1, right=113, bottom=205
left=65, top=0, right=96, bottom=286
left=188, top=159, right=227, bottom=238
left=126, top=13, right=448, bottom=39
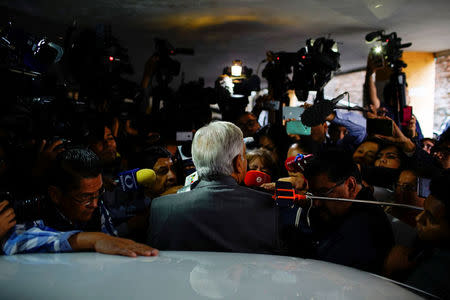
left=0, top=31, right=449, bottom=299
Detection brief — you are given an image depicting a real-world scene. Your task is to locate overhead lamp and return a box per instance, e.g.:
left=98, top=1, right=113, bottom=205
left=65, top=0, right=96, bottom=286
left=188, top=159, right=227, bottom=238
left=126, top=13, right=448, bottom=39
left=231, top=60, right=243, bottom=77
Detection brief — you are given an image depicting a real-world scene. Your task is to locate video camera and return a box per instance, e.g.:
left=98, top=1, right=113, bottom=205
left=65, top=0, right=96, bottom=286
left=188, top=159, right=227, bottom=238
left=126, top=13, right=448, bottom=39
left=153, top=38, right=194, bottom=86
left=263, top=37, right=340, bottom=96
left=365, top=30, right=411, bottom=69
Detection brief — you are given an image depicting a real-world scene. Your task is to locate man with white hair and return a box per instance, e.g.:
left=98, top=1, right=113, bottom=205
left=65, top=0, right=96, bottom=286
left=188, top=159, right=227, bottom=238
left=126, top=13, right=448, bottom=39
left=147, top=121, right=281, bottom=254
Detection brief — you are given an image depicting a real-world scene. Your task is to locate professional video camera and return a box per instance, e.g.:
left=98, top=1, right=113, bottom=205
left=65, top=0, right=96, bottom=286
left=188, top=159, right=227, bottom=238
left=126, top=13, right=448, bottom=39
left=365, top=30, right=412, bottom=127
left=365, top=30, right=411, bottom=69
left=0, top=191, right=46, bottom=223
left=262, top=37, right=340, bottom=103
left=152, top=38, right=194, bottom=86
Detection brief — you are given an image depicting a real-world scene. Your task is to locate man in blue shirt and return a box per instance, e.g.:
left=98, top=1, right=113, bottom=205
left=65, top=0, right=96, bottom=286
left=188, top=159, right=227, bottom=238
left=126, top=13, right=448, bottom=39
left=2, top=148, right=158, bottom=257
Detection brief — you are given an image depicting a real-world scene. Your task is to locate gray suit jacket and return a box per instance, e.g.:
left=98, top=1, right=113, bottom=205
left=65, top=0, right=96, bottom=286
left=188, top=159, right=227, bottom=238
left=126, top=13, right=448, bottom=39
left=148, top=176, right=281, bottom=254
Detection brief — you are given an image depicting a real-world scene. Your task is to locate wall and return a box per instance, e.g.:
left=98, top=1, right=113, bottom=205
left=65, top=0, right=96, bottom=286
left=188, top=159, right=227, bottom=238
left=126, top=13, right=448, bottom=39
left=324, top=70, right=365, bottom=106
left=402, top=52, right=436, bottom=137
left=434, top=54, right=450, bottom=134
left=324, top=53, right=448, bottom=138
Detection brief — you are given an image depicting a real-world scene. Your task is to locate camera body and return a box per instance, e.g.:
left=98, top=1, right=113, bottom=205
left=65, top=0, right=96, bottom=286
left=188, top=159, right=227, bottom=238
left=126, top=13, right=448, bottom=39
left=366, top=31, right=411, bottom=69
left=263, top=37, right=340, bottom=94
left=1, top=191, right=46, bottom=223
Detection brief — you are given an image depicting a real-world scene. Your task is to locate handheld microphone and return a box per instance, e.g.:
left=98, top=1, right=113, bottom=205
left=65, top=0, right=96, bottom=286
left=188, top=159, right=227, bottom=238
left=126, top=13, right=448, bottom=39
left=273, top=181, right=423, bottom=210
left=116, top=168, right=156, bottom=192
left=244, top=170, right=271, bottom=187
left=301, top=92, right=348, bottom=127
left=285, top=154, right=314, bottom=173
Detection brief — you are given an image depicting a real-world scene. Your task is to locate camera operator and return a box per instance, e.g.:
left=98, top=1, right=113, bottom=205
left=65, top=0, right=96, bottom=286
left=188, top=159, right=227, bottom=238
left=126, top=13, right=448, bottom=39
left=364, top=53, right=423, bottom=141
left=2, top=148, right=158, bottom=257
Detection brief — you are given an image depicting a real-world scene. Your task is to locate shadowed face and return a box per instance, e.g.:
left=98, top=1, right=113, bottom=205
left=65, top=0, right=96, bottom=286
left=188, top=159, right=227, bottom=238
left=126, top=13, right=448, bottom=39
left=374, top=146, right=401, bottom=169
left=308, top=173, right=355, bottom=224
left=248, top=157, right=270, bottom=175
left=353, top=141, right=379, bottom=165
left=416, top=195, right=450, bottom=244
left=90, top=127, right=117, bottom=164
left=58, top=175, right=104, bottom=223
left=150, top=157, right=177, bottom=196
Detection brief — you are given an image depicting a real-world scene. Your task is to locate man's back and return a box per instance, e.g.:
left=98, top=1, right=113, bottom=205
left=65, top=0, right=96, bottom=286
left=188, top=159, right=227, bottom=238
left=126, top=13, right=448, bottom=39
left=148, top=176, right=281, bottom=254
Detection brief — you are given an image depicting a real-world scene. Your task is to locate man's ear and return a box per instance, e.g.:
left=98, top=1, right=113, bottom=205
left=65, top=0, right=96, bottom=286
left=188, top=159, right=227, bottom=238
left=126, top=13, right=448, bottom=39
left=232, top=154, right=242, bottom=173
left=346, top=176, right=358, bottom=198
left=48, top=185, right=62, bottom=205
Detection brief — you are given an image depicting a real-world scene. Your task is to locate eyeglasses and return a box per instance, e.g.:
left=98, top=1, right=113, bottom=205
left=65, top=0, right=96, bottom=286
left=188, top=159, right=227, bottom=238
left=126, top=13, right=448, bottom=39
left=311, top=179, right=346, bottom=197
left=70, top=187, right=106, bottom=207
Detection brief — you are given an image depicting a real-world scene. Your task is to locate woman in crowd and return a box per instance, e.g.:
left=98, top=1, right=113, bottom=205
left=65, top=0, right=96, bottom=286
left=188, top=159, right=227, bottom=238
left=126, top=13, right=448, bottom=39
left=246, top=148, right=279, bottom=180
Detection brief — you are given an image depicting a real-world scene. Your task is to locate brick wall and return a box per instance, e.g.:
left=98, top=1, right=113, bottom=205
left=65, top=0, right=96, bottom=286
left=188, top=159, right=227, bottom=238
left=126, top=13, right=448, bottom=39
left=324, top=70, right=366, bottom=106
left=434, top=55, right=450, bottom=134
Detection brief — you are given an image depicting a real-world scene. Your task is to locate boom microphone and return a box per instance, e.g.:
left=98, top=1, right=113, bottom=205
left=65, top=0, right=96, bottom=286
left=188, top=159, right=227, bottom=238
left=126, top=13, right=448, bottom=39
left=244, top=170, right=271, bottom=187
left=116, top=168, right=156, bottom=192
left=273, top=181, right=423, bottom=210
left=301, top=92, right=348, bottom=127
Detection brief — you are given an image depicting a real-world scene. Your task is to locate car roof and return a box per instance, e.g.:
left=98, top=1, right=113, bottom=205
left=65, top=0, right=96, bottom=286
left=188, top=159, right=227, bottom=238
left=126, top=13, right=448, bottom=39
left=0, top=251, right=423, bottom=299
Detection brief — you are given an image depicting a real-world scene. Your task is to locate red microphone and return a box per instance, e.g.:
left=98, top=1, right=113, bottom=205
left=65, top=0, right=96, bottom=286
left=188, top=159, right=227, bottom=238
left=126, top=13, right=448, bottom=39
left=244, top=170, right=272, bottom=187
left=285, top=154, right=314, bottom=173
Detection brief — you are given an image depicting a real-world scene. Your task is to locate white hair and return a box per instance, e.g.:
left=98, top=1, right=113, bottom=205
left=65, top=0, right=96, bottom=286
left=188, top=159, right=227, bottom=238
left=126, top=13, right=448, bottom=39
left=192, top=121, right=244, bottom=180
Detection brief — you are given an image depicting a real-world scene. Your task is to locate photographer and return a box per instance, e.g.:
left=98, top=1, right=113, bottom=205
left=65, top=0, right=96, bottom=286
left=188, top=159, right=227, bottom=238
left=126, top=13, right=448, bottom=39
left=2, top=148, right=158, bottom=257
left=364, top=53, right=423, bottom=140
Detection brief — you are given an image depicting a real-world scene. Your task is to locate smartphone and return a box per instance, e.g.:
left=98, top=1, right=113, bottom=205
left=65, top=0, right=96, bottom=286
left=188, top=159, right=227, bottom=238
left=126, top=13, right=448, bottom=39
left=283, top=106, right=303, bottom=120
left=417, top=177, right=431, bottom=198
left=286, top=120, right=311, bottom=135
left=176, top=131, right=193, bottom=142
left=401, top=106, right=413, bottom=127
left=366, top=118, right=393, bottom=137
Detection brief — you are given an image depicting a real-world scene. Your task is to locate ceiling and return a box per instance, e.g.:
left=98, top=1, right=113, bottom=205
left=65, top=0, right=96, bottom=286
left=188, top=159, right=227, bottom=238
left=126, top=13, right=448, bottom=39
left=1, top=0, right=450, bottom=87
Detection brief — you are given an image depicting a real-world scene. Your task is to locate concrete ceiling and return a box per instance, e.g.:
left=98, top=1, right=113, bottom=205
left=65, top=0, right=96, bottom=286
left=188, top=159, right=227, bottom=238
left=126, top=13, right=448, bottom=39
left=2, top=0, right=450, bottom=86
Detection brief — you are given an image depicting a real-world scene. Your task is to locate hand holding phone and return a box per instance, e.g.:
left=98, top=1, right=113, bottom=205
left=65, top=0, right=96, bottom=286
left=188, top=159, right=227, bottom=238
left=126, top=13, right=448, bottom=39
left=367, top=118, right=393, bottom=137
left=371, top=117, right=416, bottom=153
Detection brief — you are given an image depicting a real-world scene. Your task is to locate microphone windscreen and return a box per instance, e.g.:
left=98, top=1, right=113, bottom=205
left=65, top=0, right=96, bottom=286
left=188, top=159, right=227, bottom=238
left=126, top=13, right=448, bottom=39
left=244, top=170, right=271, bottom=187
left=136, top=169, right=156, bottom=188
left=301, top=100, right=335, bottom=127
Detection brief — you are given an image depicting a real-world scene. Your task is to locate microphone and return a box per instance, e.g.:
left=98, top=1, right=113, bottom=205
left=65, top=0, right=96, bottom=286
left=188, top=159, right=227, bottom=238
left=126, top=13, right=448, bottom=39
left=273, top=181, right=423, bottom=211
left=116, top=168, right=156, bottom=192
left=300, top=92, right=348, bottom=127
left=285, top=154, right=314, bottom=173
left=244, top=170, right=271, bottom=187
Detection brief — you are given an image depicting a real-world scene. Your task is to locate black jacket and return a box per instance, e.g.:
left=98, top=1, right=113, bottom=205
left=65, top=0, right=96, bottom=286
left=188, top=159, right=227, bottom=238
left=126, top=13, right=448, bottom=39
left=148, top=176, right=282, bottom=254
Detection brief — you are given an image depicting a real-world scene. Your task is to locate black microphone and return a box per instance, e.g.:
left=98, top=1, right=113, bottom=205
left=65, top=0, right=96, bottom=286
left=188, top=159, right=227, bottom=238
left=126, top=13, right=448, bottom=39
left=365, top=30, right=384, bottom=43
left=300, top=92, right=347, bottom=127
